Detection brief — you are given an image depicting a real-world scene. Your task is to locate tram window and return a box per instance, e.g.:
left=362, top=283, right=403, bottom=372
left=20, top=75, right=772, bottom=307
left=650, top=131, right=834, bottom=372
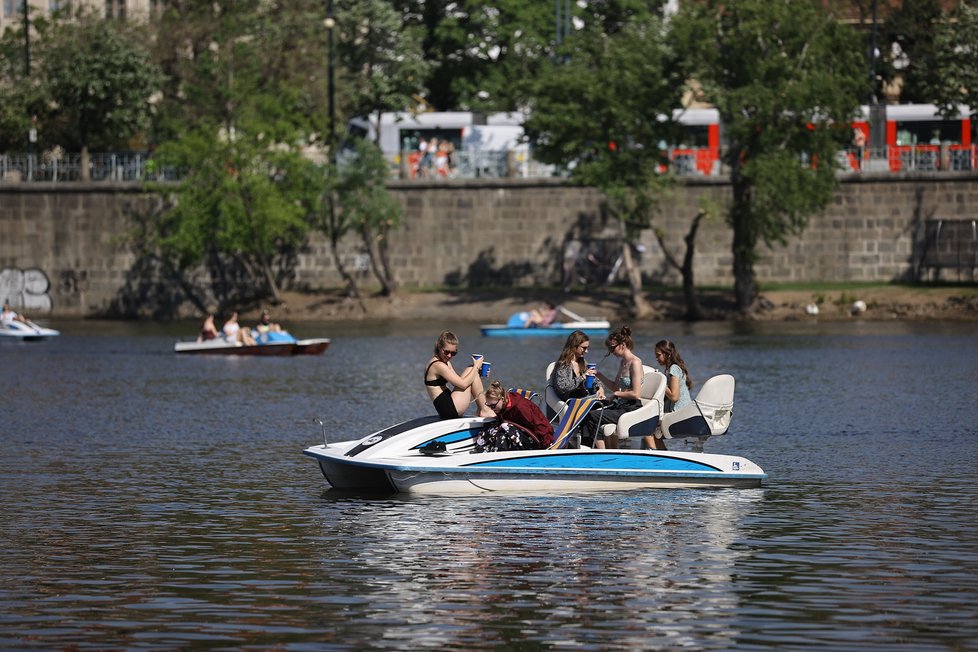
left=399, top=129, right=463, bottom=152
left=895, top=119, right=961, bottom=146
left=677, top=125, right=710, bottom=148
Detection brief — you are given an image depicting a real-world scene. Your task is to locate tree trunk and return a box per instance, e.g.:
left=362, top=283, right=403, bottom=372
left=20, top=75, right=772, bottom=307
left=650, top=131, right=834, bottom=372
left=651, top=211, right=706, bottom=321
left=361, top=227, right=397, bottom=297
left=325, top=194, right=360, bottom=298
left=620, top=235, right=653, bottom=318
left=731, top=176, right=758, bottom=313
left=681, top=212, right=706, bottom=321
left=260, top=258, right=282, bottom=305
left=80, top=145, right=91, bottom=182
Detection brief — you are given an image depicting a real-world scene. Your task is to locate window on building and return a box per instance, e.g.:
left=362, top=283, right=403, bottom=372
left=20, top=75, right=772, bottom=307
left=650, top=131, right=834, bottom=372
left=4, top=0, right=21, bottom=18
left=49, top=0, right=70, bottom=13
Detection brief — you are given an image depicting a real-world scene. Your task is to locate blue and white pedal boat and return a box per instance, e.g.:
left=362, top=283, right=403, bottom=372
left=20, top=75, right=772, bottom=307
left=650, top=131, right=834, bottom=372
left=303, top=415, right=766, bottom=495
left=480, top=307, right=610, bottom=338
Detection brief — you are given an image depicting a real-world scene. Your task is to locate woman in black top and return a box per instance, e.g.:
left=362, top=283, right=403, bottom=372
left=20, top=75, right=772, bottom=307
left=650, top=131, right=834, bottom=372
left=424, top=331, right=494, bottom=420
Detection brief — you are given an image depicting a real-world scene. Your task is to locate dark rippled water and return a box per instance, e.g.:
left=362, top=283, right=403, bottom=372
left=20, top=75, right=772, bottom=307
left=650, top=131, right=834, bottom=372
left=2, top=319, right=977, bottom=650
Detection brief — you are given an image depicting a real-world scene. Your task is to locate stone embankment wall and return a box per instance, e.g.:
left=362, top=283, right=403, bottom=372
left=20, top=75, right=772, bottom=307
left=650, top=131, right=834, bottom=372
left=1, top=174, right=976, bottom=317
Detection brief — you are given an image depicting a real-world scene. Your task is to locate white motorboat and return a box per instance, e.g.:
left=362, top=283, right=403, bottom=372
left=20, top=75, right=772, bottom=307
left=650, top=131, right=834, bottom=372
left=0, top=319, right=60, bottom=342
left=304, top=374, right=765, bottom=495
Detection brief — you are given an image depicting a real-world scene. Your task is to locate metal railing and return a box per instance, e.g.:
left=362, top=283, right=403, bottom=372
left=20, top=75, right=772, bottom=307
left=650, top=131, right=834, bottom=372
left=0, top=152, right=182, bottom=182
left=2, top=146, right=975, bottom=184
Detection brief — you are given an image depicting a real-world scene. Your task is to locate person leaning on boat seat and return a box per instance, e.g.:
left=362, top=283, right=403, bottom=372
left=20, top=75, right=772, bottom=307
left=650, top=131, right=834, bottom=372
left=524, top=301, right=558, bottom=328
left=424, top=331, right=495, bottom=420
left=474, top=381, right=555, bottom=453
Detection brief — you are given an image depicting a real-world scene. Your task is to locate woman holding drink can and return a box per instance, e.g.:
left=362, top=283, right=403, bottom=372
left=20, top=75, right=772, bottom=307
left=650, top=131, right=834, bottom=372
left=424, top=330, right=495, bottom=420
left=549, top=330, right=604, bottom=401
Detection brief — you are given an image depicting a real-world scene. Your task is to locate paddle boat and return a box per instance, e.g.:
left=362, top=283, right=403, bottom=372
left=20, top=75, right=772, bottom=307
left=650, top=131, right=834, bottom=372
left=480, top=307, right=610, bottom=338
left=174, top=330, right=330, bottom=356
left=0, top=318, right=60, bottom=342
left=304, top=373, right=764, bottom=495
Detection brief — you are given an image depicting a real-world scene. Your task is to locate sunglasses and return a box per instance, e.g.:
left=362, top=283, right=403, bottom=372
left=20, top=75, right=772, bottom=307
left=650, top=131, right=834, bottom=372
left=442, top=349, right=458, bottom=357
left=487, top=398, right=504, bottom=410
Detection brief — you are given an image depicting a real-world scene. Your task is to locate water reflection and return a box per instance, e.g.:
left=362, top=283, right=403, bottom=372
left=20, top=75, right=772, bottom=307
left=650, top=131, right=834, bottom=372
left=2, top=321, right=977, bottom=649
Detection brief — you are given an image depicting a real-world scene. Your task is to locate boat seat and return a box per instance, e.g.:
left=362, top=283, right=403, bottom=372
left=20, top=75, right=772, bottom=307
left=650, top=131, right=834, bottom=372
left=658, top=374, right=735, bottom=452
left=613, top=368, right=667, bottom=448
left=549, top=397, right=602, bottom=449
left=508, top=387, right=539, bottom=405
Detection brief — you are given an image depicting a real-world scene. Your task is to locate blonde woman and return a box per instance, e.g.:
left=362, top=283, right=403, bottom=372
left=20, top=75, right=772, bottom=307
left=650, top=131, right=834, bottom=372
left=474, top=381, right=554, bottom=452
left=424, top=331, right=494, bottom=420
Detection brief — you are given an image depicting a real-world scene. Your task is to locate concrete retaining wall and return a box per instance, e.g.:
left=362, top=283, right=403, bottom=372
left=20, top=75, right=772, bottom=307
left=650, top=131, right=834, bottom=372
left=2, top=174, right=976, bottom=316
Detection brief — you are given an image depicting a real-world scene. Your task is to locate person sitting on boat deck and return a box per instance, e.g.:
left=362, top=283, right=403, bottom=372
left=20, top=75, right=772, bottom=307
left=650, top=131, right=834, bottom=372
left=424, top=331, right=494, bottom=420
left=255, top=308, right=282, bottom=334
left=523, top=301, right=558, bottom=328
left=550, top=330, right=606, bottom=401
left=474, top=381, right=555, bottom=452
left=222, top=311, right=241, bottom=341
left=236, top=324, right=257, bottom=346
left=1, top=301, right=25, bottom=329
left=643, top=339, right=694, bottom=451
left=582, top=325, right=644, bottom=449
left=197, top=313, right=219, bottom=342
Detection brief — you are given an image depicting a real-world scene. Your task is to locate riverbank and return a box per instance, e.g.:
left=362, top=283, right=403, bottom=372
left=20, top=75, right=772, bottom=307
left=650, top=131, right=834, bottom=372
left=253, top=284, right=978, bottom=323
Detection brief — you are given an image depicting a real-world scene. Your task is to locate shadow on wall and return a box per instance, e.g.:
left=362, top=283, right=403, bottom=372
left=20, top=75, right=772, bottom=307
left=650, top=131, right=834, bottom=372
left=0, top=267, right=54, bottom=313
left=98, top=198, right=305, bottom=319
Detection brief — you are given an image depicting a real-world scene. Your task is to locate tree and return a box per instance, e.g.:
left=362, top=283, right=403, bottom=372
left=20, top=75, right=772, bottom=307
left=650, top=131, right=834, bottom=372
left=393, top=0, right=559, bottom=111
left=336, top=138, right=403, bottom=296
left=144, top=1, right=329, bottom=306
left=151, top=127, right=317, bottom=305
left=924, top=2, right=978, bottom=115
left=336, top=0, right=431, bottom=137
left=524, top=3, right=687, bottom=317
left=674, top=0, right=868, bottom=313
left=878, top=0, right=944, bottom=104
left=34, top=12, right=163, bottom=180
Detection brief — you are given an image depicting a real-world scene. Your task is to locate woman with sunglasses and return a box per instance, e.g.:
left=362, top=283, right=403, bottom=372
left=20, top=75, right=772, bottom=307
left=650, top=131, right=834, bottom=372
left=583, top=325, right=644, bottom=449
left=474, top=381, right=554, bottom=452
left=549, top=330, right=605, bottom=401
left=424, top=331, right=494, bottom=420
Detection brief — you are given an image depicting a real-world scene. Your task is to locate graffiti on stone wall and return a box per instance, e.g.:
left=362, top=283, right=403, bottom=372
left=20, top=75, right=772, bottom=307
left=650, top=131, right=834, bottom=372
left=0, top=267, right=54, bottom=313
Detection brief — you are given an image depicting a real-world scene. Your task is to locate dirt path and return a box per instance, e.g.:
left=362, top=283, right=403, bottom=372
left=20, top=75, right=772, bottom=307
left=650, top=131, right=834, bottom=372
left=251, top=285, right=978, bottom=323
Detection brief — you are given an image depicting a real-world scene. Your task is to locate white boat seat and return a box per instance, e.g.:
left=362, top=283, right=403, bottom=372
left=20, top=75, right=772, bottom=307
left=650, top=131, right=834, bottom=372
left=658, top=374, right=735, bottom=452
left=613, top=368, right=666, bottom=448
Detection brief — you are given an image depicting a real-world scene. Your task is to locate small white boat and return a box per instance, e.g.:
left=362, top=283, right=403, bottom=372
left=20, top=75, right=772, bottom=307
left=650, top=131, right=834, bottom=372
left=174, top=331, right=330, bottom=356
left=480, top=307, right=610, bottom=338
left=0, top=319, right=60, bottom=342
left=304, top=373, right=764, bottom=495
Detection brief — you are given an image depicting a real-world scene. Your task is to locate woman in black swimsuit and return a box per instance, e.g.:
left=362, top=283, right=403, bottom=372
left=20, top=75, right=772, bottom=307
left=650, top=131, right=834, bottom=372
left=424, top=331, right=495, bottom=420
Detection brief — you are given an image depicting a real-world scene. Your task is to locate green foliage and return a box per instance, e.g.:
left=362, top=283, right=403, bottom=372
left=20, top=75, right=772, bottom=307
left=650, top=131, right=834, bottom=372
left=151, top=1, right=328, bottom=147
left=879, top=0, right=944, bottom=104
left=674, top=0, right=867, bottom=309
left=336, top=137, right=403, bottom=294
left=35, top=14, right=163, bottom=151
left=525, top=5, right=686, bottom=235
left=337, top=138, right=402, bottom=234
left=335, top=0, right=430, bottom=121
left=924, top=2, right=978, bottom=115
left=150, top=126, right=319, bottom=302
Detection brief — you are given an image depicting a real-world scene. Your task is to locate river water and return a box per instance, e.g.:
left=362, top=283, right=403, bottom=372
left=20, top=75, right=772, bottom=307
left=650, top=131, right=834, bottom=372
left=2, top=319, right=977, bottom=650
